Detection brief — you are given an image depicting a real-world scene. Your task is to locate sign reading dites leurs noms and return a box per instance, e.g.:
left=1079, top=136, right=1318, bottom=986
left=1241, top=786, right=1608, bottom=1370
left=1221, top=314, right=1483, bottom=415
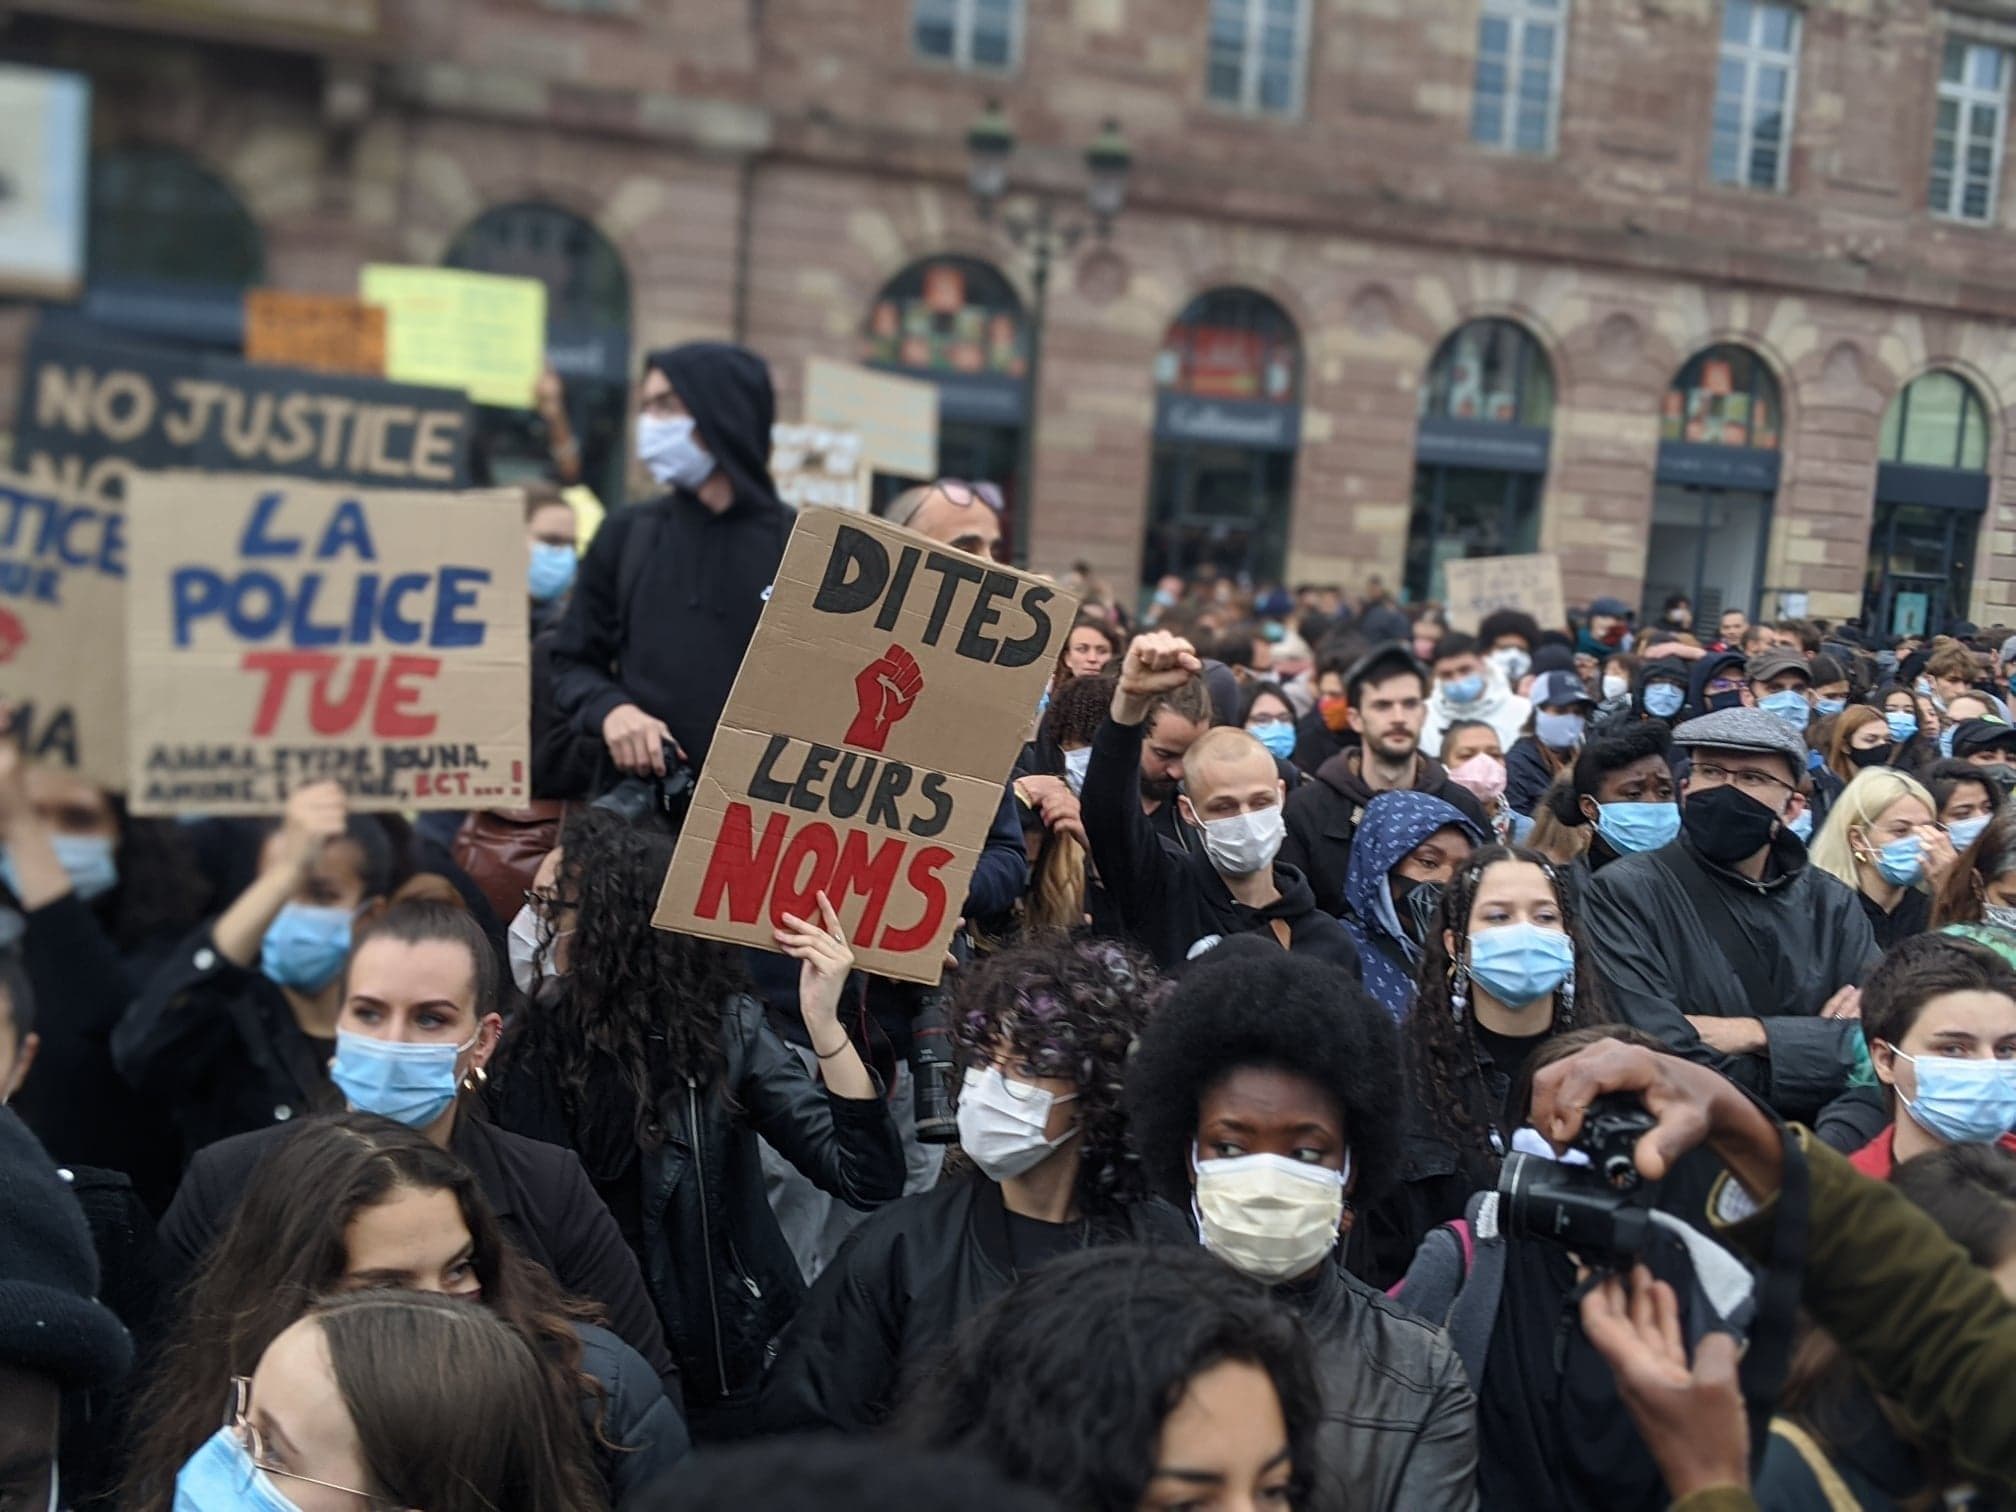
left=123, top=473, right=528, bottom=814
left=655, top=508, right=1077, bottom=984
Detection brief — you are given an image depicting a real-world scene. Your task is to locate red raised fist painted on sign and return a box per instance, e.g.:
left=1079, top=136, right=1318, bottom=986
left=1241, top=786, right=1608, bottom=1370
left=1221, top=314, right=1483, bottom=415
left=0, top=611, right=27, bottom=664
left=845, top=644, right=924, bottom=752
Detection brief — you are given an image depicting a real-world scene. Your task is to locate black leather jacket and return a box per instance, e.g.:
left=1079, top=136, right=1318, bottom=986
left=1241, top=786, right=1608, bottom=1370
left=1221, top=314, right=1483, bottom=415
left=490, top=993, right=905, bottom=1406
left=757, top=1174, right=1191, bottom=1433
left=1284, top=1261, right=1480, bottom=1511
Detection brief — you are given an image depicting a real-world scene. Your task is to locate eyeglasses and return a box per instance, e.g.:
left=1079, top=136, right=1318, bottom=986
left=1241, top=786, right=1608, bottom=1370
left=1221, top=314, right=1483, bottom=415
left=227, top=1376, right=376, bottom=1504
left=930, top=477, right=1005, bottom=514
left=1689, top=762, right=1796, bottom=799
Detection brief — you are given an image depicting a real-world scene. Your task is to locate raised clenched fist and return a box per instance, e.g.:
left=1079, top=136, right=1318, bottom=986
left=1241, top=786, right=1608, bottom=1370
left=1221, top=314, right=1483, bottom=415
left=846, top=644, right=925, bottom=752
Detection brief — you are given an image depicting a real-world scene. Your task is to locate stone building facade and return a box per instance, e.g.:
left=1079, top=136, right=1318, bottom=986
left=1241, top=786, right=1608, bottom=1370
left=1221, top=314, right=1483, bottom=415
left=6, top=0, right=2016, bottom=632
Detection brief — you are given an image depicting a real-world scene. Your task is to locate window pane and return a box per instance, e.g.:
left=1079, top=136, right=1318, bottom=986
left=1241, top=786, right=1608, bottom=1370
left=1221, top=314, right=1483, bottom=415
left=1479, top=15, right=1511, bottom=55
left=1900, top=374, right=1966, bottom=467
left=914, top=10, right=955, bottom=57
left=1879, top=394, right=1904, bottom=460
left=1259, top=63, right=1294, bottom=112
left=1524, top=20, right=1556, bottom=63
left=1264, top=0, right=1299, bottom=23
left=1207, top=58, right=1245, bottom=103
left=1963, top=181, right=1992, bottom=220
left=1515, top=104, right=1550, bottom=152
left=1519, top=65, right=1552, bottom=105
left=1210, top=0, right=1247, bottom=48
left=1472, top=93, right=1505, bottom=145
left=1755, top=64, right=1786, bottom=106
left=1262, top=19, right=1297, bottom=63
left=971, top=27, right=1011, bottom=66
left=1972, top=44, right=2006, bottom=92
left=1723, top=1, right=1753, bottom=46
left=1711, top=132, right=1743, bottom=185
left=1757, top=3, right=1796, bottom=53
left=1962, top=397, right=1990, bottom=469
left=1717, top=57, right=1747, bottom=98
left=1944, top=37, right=1968, bottom=84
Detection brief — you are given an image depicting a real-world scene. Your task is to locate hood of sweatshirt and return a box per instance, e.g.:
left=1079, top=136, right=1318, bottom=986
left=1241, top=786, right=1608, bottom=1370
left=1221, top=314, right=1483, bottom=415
left=645, top=342, right=781, bottom=510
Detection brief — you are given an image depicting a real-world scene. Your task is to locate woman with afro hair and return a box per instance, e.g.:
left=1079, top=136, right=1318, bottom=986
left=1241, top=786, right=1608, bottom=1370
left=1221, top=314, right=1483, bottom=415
left=756, top=936, right=1188, bottom=1434
left=487, top=808, right=906, bottom=1436
left=1357, top=844, right=1612, bottom=1288
left=1125, top=939, right=1479, bottom=1511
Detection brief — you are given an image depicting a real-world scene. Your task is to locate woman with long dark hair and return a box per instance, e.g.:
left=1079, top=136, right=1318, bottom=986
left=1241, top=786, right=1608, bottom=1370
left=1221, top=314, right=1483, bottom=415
left=168, top=1290, right=597, bottom=1512
left=125, top=1114, right=668, bottom=1508
left=1357, top=845, right=1611, bottom=1286
left=489, top=809, right=904, bottom=1433
left=757, top=937, right=1186, bottom=1433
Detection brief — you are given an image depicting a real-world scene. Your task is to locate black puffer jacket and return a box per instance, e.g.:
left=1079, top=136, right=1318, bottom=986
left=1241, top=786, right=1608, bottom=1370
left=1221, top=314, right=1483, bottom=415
left=488, top=993, right=905, bottom=1407
left=755, top=1174, right=1190, bottom=1433
left=1287, top=1260, right=1480, bottom=1512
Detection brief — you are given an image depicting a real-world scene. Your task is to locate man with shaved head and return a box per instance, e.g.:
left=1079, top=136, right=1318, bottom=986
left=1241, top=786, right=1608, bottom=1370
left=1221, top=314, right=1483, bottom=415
left=1081, top=630, right=1362, bottom=974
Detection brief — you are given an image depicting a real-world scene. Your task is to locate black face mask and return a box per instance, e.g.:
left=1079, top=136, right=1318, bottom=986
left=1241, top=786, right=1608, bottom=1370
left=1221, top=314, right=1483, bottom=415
left=1683, top=783, right=1782, bottom=865
left=1847, top=743, right=1894, bottom=770
left=1397, top=878, right=1445, bottom=946
left=1704, top=689, right=1747, bottom=713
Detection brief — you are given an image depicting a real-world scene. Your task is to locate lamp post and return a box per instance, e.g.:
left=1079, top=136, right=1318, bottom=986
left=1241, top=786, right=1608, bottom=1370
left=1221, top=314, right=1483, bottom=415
left=965, top=103, right=1131, bottom=565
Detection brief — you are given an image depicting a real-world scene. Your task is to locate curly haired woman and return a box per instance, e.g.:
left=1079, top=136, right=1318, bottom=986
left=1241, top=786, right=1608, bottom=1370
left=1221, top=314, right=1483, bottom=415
left=1355, top=844, right=1612, bottom=1288
left=754, top=936, right=1189, bottom=1434
left=487, top=809, right=905, bottom=1437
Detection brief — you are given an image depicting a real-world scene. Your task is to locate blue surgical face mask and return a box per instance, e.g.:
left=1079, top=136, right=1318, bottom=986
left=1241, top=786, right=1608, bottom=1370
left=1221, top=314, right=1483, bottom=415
left=527, top=541, right=577, bottom=603
left=1940, top=726, right=1958, bottom=760
left=1643, top=683, right=1685, bottom=720
left=1814, top=697, right=1847, bottom=719
left=1948, top=814, right=1991, bottom=852
left=329, top=1027, right=478, bottom=1130
left=1759, top=688, right=1813, bottom=730
left=636, top=413, right=716, bottom=490
left=1443, top=674, right=1485, bottom=705
left=1466, top=922, right=1575, bottom=1008
left=1787, top=807, right=1815, bottom=842
left=1062, top=745, right=1092, bottom=796
left=1886, top=1046, right=2016, bottom=1146
left=0, top=832, right=118, bottom=903
left=1596, top=800, right=1681, bottom=855
left=1535, top=711, right=1586, bottom=750
left=259, top=903, right=355, bottom=992
left=1886, top=711, right=1921, bottom=743
left=1247, top=720, right=1297, bottom=762
left=1870, top=834, right=1924, bottom=887
left=175, top=1426, right=304, bottom=1511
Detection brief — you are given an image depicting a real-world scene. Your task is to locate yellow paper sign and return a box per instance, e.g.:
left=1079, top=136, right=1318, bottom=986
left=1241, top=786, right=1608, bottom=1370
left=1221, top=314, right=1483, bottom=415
left=360, top=265, right=547, bottom=410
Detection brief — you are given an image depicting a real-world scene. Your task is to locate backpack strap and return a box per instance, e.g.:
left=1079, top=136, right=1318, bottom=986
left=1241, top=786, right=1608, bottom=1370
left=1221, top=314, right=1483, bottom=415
left=1387, top=1221, right=1468, bottom=1312
left=1441, top=1191, right=1509, bottom=1391
left=1767, top=1420, right=1863, bottom=1512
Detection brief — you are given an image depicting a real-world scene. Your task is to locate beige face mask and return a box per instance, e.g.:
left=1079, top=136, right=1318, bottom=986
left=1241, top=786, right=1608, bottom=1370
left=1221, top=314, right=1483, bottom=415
left=1191, top=1145, right=1351, bottom=1283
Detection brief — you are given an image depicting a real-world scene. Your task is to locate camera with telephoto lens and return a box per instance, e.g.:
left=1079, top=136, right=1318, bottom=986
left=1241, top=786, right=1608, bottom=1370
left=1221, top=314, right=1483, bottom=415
left=592, top=742, right=696, bottom=830
left=1498, top=1093, right=1661, bottom=1264
left=909, top=930, right=972, bottom=1145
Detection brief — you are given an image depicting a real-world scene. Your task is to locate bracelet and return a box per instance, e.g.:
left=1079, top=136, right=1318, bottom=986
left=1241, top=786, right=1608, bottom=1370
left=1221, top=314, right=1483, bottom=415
left=812, top=1035, right=852, bottom=1061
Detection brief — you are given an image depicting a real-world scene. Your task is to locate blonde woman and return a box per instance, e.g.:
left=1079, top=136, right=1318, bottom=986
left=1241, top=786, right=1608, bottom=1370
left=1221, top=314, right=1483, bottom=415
left=1809, top=767, right=1954, bottom=950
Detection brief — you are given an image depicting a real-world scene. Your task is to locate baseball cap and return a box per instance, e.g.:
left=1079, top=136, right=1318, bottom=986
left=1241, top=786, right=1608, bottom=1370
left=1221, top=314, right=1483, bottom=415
left=1588, top=596, right=1633, bottom=619
left=1532, top=670, right=1595, bottom=709
left=1745, top=651, right=1811, bottom=685
left=1949, top=718, right=2016, bottom=759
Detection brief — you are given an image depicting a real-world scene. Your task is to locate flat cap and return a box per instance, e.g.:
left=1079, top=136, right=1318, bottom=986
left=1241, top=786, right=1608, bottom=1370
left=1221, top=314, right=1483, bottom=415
left=1672, top=706, right=1807, bottom=768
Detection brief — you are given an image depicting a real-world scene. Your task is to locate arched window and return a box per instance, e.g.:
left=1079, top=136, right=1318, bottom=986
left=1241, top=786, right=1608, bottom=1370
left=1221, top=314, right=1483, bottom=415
left=444, top=204, right=633, bottom=502
left=1154, top=287, right=1300, bottom=402
left=1144, top=288, right=1303, bottom=588
left=1661, top=344, right=1781, bottom=449
left=88, top=146, right=262, bottom=289
left=1419, top=318, right=1554, bottom=428
left=863, top=255, right=1027, bottom=378
left=1880, top=370, right=1989, bottom=470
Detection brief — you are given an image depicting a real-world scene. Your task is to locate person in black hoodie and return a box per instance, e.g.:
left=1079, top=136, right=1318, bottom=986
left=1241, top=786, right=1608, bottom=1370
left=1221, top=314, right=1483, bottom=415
left=1080, top=632, right=1359, bottom=974
left=1282, top=642, right=1489, bottom=917
left=549, top=343, right=794, bottom=781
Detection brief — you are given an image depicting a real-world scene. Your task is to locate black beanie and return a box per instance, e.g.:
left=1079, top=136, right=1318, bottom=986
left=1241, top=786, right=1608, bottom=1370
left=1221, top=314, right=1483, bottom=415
left=0, top=1109, right=130, bottom=1389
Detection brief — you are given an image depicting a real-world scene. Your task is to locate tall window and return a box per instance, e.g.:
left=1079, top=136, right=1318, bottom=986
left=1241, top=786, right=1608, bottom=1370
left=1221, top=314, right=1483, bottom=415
left=1880, top=370, right=1991, bottom=470
left=912, top=0, right=1020, bottom=70
left=1418, top=319, right=1555, bottom=427
left=1711, top=1, right=1799, bottom=191
left=1931, top=38, right=2010, bottom=223
left=1471, top=0, right=1567, bottom=155
left=1661, top=345, right=1782, bottom=449
left=1207, top=0, right=1309, bottom=117
left=88, top=146, right=262, bottom=290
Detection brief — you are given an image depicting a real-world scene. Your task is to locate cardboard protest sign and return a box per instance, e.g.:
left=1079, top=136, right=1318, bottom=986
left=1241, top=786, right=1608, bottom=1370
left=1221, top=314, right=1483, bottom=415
left=0, top=471, right=126, bottom=786
left=805, top=358, right=938, bottom=479
left=244, top=291, right=388, bottom=378
left=124, top=472, right=529, bottom=815
left=1442, top=552, right=1567, bottom=635
left=770, top=425, right=865, bottom=513
left=360, top=265, right=547, bottom=410
left=656, top=509, right=1077, bottom=983
left=12, top=317, right=472, bottom=504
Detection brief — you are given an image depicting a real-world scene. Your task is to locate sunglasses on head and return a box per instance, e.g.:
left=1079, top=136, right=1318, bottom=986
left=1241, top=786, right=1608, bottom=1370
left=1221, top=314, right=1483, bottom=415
left=931, top=478, right=1005, bottom=514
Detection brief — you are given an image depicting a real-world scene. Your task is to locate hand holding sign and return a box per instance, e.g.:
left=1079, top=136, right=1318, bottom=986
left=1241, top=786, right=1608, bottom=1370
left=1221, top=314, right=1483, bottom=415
left=845, top=644, right=924, bottom=752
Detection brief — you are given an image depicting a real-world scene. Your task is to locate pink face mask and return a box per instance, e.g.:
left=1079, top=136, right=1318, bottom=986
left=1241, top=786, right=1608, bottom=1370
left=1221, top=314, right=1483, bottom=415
left=1449, top=753, right=1508, bottom=803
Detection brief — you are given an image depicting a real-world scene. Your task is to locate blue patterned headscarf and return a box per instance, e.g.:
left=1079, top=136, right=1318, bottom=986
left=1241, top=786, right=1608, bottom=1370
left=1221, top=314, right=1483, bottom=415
left=1340, top=790, right=1481, bottom=1018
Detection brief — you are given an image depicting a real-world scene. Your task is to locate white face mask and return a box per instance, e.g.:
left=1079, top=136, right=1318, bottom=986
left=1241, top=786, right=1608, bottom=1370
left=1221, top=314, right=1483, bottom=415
left=1193, top=1145, right=1351, bottom=1283
left=636, top=413, right=717, bottom=490
left=1062, top=746, right=1092, bottom=796
left=1602, top=673, right=1629, bottom=702
left=506, top=904, right=570, bottom=999
left=956, top=1065, right=1078, bottom=1181
left=1188, top=803, right=1286, bottom=877
left=1488, top=646, right=1532, bottom=684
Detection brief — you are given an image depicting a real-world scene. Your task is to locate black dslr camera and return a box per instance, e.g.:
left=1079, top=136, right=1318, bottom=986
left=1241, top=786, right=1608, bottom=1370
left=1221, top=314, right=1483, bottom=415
left=592, top=742, right=696, bottom=830
left=1498, top=1093, right=1661, bottom=1264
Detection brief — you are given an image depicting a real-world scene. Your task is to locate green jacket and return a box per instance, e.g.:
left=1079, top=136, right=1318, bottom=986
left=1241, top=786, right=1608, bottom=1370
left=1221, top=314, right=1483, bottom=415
left=1706, top=1130, right=2016, bottom=1496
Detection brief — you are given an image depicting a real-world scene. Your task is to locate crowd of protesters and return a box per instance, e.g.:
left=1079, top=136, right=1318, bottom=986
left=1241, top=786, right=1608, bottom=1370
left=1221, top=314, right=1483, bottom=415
left=4, top=341, right=2016, bottom=1511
